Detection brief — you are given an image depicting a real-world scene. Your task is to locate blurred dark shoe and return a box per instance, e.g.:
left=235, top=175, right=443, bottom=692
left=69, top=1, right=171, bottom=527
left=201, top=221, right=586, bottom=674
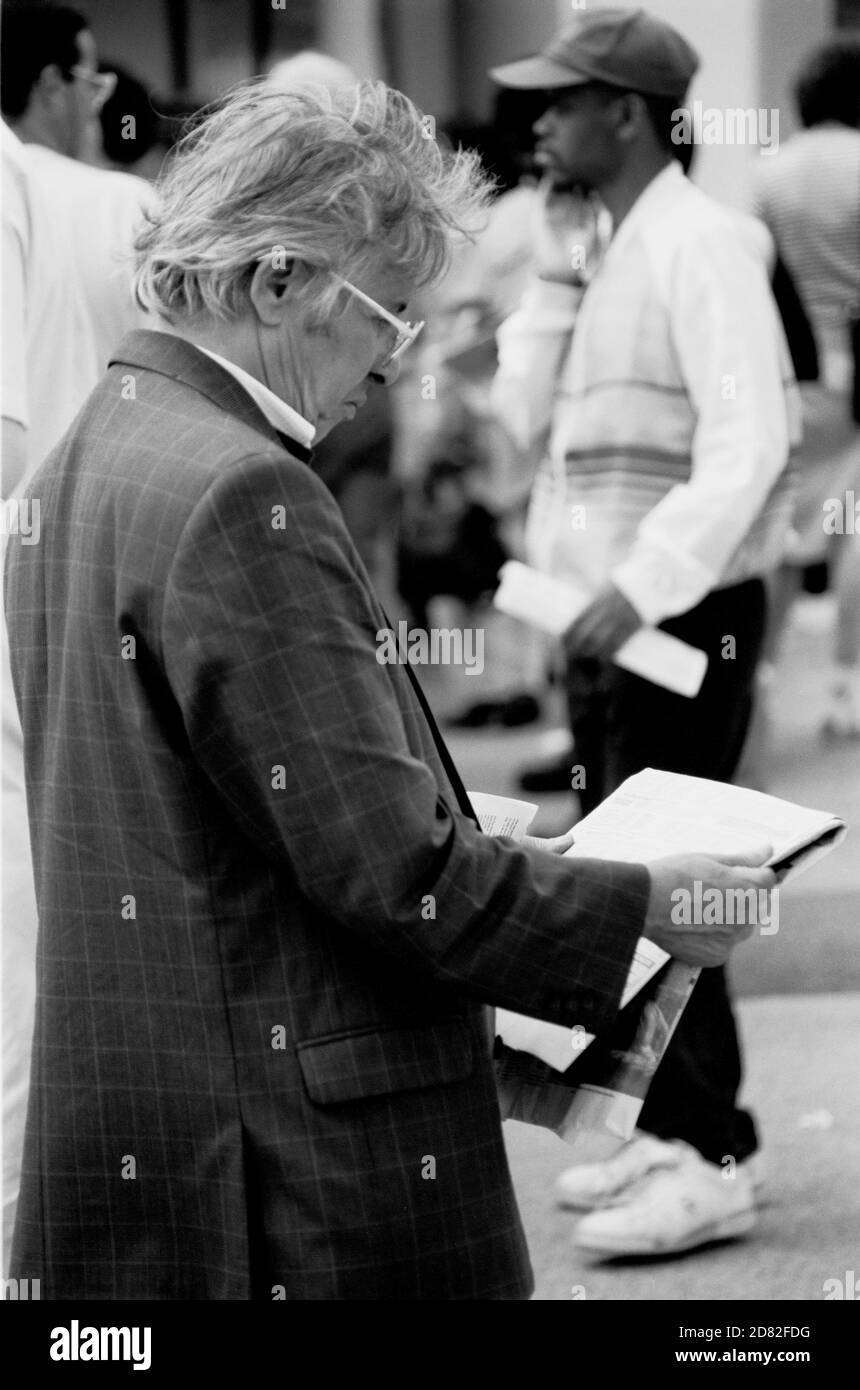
left=518, top=747, right=576, bottom=792
left=448, top=694, right=541, bottom=730
left=499, top=694, right=541, bottom=727
left=447, top=700, right=499, bottom=728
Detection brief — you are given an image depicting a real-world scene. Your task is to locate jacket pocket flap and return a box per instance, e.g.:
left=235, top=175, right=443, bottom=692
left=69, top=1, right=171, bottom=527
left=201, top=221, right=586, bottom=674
left=297, top=1018, right=475, bottom=1104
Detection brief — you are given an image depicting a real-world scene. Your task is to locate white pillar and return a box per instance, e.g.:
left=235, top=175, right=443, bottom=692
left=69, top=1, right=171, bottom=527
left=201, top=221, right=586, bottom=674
left=382, top=0, right=457, bottom=122
left=318, top=0, right=387, bottom=82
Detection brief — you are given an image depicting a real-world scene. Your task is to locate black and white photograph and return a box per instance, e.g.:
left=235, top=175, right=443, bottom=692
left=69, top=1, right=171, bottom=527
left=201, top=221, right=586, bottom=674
left=1, top=0, right=858, bottom=1355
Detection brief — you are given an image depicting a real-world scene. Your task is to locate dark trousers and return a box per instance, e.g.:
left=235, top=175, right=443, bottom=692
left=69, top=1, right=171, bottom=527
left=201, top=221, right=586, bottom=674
left=566, top=578, right=767, bottom=1164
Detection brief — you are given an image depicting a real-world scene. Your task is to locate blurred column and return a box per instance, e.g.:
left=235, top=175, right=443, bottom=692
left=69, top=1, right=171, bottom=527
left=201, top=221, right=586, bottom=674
left=456, top=0, right=558, bottom=121
left=381, top=0, right=457, bottom=123
left=318, top=0, right=387, bottom=81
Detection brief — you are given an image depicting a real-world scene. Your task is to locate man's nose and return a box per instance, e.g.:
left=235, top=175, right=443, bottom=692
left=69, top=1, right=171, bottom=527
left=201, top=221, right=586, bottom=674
left=371, top=357, right=402, bottom=388
left=533, top=108, right=554, bottom=138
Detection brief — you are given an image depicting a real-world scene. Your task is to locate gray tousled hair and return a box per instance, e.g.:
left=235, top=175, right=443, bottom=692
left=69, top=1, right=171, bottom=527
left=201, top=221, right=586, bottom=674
left=135, top=79, right=493, bottom=324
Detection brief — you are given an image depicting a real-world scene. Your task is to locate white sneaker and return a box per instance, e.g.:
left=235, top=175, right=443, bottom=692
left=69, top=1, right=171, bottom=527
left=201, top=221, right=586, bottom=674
left=571, top=1149, right=757, bottom=1257
left=556, top=1134, right=688, bottom=1212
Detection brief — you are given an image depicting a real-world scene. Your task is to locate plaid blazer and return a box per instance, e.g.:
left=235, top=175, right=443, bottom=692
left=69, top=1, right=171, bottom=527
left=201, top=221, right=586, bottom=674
left=5, top=331, right=649, bottom=1300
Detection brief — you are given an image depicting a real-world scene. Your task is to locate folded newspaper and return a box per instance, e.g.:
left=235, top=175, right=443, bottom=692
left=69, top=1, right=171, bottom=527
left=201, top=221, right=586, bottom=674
left=481, top=774, right=848, bottom=1161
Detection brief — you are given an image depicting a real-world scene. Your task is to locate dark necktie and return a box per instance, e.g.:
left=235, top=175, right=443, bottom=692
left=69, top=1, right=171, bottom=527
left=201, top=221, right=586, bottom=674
left=381, top=609, right=479, bottom=830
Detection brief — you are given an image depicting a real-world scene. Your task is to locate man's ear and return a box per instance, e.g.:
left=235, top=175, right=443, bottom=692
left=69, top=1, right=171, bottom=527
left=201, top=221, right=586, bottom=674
left=248, top=256, right=302, bottom=326
left=616, top=92, right=648, bottom=144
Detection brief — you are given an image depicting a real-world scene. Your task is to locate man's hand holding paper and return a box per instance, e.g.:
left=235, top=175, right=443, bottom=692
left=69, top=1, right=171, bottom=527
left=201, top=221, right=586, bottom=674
left=642, top=846, right=776, bottom=968
left=563, top=580, right=643, bottom=661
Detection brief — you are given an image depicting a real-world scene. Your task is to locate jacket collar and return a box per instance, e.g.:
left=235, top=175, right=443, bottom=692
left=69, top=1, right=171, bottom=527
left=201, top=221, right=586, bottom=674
left=601, top=160, right=686, bottom=269
left=108, top=329, right=314, bottom=464
left=193, top=344, right=315, bottom=450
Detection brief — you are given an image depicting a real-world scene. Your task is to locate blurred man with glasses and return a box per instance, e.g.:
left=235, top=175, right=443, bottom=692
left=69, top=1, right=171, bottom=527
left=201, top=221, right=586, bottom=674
left=2, top=3, right=149, bottom=496
left=1, top=3, right=149, bottom=1272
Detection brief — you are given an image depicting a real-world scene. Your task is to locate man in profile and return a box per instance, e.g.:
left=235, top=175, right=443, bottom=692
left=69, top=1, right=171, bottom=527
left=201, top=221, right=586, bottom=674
left=492, top=6, right=799, bottom=1257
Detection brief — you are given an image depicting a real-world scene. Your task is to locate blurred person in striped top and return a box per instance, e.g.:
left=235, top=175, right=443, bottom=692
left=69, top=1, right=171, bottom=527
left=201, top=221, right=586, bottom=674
left=490, top=7, right=800, bottom=1260
left=754, top=38, right=860, bottom=739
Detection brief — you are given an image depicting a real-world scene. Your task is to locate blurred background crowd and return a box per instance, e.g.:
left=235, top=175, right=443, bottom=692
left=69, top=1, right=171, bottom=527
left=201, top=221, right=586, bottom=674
left=3, top=0, right=859, bottom=757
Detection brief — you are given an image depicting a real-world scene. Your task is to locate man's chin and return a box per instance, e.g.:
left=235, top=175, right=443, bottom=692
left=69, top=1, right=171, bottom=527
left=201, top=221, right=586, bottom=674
left=546, top=170, right=592, bottom=194
left=313, top=419, right=335, bottom=442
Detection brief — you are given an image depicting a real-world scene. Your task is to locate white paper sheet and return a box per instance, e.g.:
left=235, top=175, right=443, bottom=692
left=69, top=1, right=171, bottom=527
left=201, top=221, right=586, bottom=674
left=563, top=767, right=847, bottom=884
left=494, top=560, right=708, bottom=698
left=468, top=791, right=538, bottom=841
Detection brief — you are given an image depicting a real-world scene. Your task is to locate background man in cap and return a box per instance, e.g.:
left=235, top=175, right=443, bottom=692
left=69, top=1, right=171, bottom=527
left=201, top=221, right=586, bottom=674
left=491, top=7, right=800, bottom=1258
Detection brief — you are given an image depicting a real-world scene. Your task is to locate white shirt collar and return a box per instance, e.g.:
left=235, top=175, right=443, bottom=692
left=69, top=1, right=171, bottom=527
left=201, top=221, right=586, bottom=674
left=194, top=344, right=315, bottom=450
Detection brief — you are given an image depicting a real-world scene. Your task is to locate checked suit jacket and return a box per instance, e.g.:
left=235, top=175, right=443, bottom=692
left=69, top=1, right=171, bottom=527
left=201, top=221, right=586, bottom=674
left=5, top=330, right=650, bottom=1300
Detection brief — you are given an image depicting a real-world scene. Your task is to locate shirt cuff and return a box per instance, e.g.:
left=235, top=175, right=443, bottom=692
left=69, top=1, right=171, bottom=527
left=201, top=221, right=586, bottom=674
left=612, top=542, right=719, bottom=627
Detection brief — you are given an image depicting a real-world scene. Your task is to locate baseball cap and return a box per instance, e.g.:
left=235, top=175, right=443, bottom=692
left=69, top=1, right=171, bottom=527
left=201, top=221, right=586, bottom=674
left=489, top=6, right=699, bottom=99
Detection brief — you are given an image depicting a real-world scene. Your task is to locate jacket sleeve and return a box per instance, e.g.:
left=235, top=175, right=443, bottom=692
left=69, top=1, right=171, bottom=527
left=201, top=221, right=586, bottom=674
left=161, top=450, right=649, bottom=1035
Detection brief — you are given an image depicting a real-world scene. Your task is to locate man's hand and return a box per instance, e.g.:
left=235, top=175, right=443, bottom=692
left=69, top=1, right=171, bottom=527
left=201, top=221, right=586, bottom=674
left=523, top=829, right=576, bottom=855
left=564, top=582, right=642, bottom=661
left=533, top=177, right=599, bottom=286
left=643, top=847, right=776, bottom=967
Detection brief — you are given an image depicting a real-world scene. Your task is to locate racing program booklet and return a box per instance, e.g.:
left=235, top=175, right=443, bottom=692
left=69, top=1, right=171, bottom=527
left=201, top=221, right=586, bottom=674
left=486, top=774, right=847, bottom=1159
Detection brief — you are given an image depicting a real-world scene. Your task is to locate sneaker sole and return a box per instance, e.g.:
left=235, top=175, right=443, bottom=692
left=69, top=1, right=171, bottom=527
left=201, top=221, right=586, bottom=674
left=573, top=1208, right=757, bottom=1257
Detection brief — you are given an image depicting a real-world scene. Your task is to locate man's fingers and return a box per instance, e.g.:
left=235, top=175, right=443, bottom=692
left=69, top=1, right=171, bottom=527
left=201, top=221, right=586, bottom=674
left=544, top=828, right=576, bottom=855
left=522, top=829, right=576, bottom=855
left=706, top=844, right=773, bottom=868
left=747, top=868, right=777, bottom=890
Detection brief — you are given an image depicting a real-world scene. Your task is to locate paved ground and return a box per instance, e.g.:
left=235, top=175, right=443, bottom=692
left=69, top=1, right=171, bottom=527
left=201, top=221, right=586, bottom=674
left=506, top=993, right=859, bottom=1301
left=426, top=591, right=860, bottom=1301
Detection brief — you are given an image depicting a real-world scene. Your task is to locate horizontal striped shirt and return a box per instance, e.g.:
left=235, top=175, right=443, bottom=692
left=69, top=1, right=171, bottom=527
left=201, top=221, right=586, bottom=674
left=754, top=123, right=860, bottom=367
left=493, top=162, right=802, bottom=625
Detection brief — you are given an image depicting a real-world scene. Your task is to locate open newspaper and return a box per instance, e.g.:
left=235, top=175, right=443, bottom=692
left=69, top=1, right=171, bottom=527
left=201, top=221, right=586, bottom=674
left=483, top=773, right=847, bottom=1160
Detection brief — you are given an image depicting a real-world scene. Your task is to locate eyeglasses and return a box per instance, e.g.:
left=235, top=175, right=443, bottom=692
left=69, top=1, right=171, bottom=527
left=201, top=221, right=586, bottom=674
left=69, top=65, right=117, bottom=110
left=333, top=275, right=424, bottom=367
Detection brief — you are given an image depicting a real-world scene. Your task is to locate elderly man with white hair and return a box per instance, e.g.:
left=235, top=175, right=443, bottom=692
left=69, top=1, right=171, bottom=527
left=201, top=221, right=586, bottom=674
left=4, top=79, right=774, bottom=1300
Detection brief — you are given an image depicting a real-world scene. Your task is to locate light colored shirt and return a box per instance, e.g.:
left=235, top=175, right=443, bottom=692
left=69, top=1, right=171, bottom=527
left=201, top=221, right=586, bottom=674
left=753, top=123, right=860, bottom=368
left=1, top=131, right=150, bottom=493
left=1, top=126, right=100, bottom=490
left=0, top=128, right=149, bottom=1271
left=493, top=161, right=802, bottom=625
left=194, top=345, right=315, bottom=451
